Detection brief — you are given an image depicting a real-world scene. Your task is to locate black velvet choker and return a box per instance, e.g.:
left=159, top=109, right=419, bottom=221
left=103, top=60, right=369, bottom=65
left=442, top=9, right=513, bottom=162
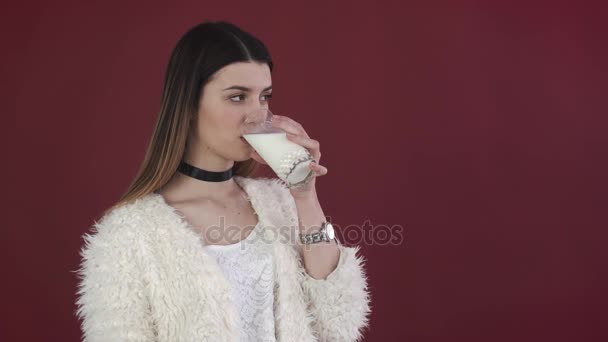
left=178, top=161, right=233, bottom=182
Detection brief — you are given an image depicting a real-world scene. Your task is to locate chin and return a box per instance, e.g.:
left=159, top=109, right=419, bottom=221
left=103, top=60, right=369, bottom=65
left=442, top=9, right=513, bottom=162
left=234, top=156, right=253, bottom=163
left=220, top=140, right=252, bottom=162
left=232, top=149, right=255, bottom=162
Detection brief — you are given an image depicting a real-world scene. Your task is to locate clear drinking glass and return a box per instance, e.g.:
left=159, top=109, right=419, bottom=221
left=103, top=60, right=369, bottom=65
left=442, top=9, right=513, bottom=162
left=242, top=108, right=315, bottom=188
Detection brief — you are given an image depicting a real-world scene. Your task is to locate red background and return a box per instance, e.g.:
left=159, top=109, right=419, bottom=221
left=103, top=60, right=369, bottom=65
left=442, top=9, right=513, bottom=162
left=2, top=0, right=607, bottom=341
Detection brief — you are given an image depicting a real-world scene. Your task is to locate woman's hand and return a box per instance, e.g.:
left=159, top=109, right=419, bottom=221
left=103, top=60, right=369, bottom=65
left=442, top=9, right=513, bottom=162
left=250, top=114, right=328, bottom=198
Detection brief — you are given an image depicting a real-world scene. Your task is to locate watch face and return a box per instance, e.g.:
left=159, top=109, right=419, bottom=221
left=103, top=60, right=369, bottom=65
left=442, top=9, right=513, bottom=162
left=326, top=223, right=335, bottom=240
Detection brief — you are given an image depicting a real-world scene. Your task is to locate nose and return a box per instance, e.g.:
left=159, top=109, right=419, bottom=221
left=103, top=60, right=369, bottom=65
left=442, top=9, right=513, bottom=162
left=244, top=107, right=270, bottom=124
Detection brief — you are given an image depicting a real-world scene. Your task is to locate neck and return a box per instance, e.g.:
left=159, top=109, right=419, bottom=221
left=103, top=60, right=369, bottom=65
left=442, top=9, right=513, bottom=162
left=163, top=172, right=241, bottom=202
left=160, top=146, right=242, bottom=202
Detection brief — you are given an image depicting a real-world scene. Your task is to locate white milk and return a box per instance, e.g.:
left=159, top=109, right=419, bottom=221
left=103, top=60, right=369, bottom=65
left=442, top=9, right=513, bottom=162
left=243, top=132, right=314, bottom=186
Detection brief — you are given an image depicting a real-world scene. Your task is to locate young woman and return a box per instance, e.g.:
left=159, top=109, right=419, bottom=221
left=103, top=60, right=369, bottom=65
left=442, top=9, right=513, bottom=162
left=75, top=21, right=371, bottom=342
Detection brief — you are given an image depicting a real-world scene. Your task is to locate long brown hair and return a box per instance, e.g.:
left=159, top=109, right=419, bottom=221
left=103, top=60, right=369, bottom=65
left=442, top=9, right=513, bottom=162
left=104, top=21, right=274, bottom=216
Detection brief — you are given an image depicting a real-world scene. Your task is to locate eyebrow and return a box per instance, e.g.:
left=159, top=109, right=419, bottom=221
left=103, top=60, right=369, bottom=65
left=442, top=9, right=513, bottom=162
left=222, top=85, right=273, bottom=92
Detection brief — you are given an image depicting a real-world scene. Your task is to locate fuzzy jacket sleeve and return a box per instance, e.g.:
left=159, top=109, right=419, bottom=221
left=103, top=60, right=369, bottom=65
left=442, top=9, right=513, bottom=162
left=75, top=208, right=156, bottom=342
left=269, top=179, right=372, bottom=342
left=300, top=242, right=371, bottom=342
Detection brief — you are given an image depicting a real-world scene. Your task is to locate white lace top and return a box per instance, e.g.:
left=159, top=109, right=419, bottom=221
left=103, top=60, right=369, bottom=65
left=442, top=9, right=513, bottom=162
left=203, top=223, right=277, bottom=342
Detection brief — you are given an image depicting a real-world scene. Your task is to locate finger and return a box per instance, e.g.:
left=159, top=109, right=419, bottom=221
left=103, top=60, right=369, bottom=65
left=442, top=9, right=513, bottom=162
left=286, top=133, right=319, bottom=150
left=272, top=115, right=309, bottom=138
left=310, top=161, right=328, bottom=176
left=286, top=133, right=321, bottom=161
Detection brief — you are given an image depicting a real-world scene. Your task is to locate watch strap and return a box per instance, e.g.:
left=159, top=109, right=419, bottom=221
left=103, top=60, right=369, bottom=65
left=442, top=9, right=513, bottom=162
left=300, top=221, right=330, bottom=244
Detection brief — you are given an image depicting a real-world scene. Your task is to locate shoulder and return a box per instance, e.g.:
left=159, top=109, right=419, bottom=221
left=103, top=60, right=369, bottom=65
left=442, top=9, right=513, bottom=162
left=79, top=193, right=168, bottom=257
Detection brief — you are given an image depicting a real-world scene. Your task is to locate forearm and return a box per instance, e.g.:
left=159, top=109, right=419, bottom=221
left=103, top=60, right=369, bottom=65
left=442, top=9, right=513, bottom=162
left=293, top=189, right=340, bottom=280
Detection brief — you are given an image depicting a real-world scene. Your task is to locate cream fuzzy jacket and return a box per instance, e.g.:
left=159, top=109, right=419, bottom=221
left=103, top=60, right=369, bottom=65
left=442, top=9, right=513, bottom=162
left=75, top=176, right=371, bottom=341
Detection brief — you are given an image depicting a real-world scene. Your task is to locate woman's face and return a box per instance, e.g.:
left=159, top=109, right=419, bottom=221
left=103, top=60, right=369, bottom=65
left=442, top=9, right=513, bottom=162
left=193, top=61, right=272, bottom=162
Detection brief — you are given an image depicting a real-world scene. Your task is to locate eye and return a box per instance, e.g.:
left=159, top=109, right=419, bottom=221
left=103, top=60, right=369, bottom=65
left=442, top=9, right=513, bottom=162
left=229, top=94, right=273, bottom=103
left=230, top=94, right=245, bottom=102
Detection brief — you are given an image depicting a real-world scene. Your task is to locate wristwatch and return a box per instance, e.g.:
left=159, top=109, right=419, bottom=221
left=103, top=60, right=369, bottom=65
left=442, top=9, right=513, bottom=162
left=300, top=221, right=336, bottom=244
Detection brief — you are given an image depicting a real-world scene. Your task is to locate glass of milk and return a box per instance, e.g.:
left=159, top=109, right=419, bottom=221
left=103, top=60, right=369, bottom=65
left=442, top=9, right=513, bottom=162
left=242, top=108, right=315, bottom=188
